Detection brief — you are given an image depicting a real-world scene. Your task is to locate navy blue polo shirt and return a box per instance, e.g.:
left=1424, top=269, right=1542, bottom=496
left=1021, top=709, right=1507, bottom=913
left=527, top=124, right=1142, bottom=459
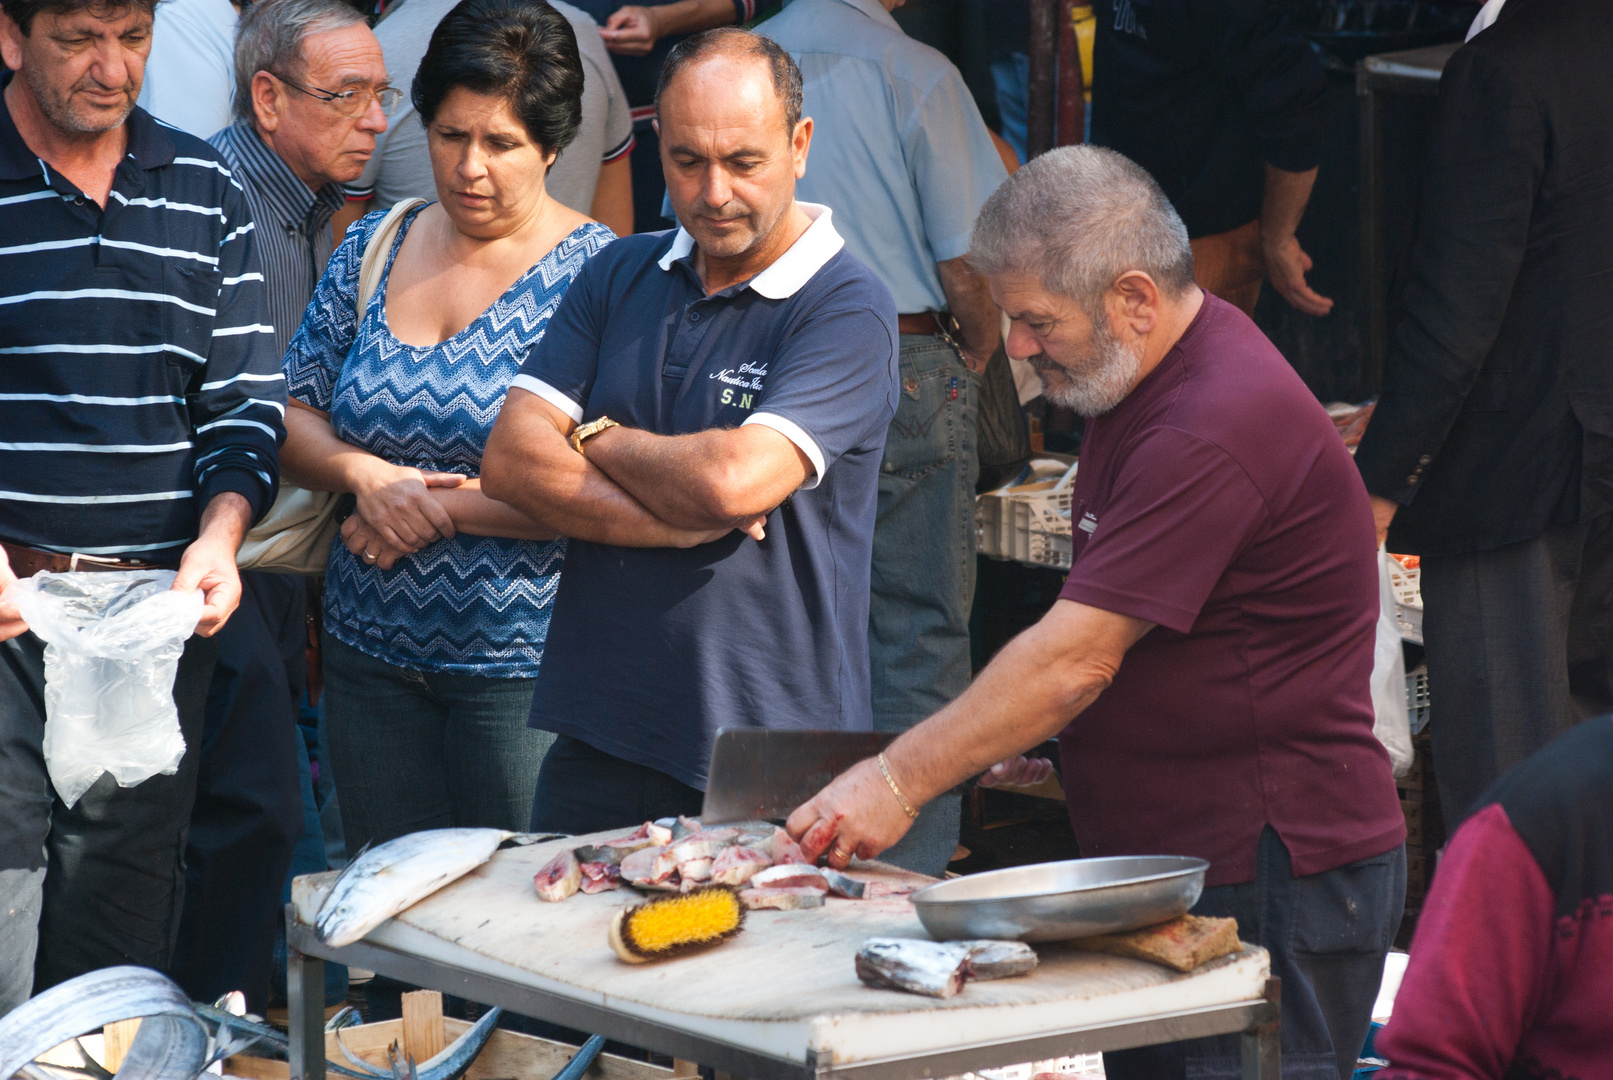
left=512, top=203, right=899, bottom=789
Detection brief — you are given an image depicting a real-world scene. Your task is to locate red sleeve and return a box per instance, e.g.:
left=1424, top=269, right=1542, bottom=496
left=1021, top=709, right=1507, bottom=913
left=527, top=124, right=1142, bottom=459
left=1059, top=427, right=1267, bottom=633
left=1376, top=802, right=1555, bottom=1080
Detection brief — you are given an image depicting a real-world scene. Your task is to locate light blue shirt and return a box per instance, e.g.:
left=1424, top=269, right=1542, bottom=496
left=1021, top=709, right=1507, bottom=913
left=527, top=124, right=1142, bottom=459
left=761, top=0, right=1008, bottom=314
left=136, top=0, right=237, bottom=139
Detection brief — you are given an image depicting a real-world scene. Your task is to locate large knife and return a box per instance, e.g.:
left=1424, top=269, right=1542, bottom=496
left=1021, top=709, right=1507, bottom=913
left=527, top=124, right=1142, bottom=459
left=701, top=728, right=895, bottom=824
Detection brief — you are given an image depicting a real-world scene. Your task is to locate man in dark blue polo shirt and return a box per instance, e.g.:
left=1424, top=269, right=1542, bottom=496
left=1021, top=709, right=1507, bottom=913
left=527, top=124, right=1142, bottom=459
left=483, top=27, right=898, bottom=832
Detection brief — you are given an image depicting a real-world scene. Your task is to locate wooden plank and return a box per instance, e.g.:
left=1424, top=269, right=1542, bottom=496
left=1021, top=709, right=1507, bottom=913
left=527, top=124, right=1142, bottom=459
left=233, top=1021, right=682, bottom=1080
left=102, top=1019, right=141, bottom=1072
left=401, top=990, right=446, bottom=1063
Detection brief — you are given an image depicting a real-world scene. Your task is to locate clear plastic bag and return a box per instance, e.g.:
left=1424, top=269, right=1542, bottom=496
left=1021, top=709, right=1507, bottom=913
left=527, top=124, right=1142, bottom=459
left=8, top=571, right=203, bottom=807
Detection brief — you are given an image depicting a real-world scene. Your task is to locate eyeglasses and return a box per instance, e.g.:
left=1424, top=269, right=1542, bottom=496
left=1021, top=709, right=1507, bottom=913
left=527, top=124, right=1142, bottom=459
left=271, top=72, right=402, bottom=117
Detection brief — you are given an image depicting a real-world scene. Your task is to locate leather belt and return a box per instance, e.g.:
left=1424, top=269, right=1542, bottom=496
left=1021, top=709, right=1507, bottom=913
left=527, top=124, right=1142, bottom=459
left=897, top=312, right=946, bottom=336
left=1, top=540, right=176, bottom=577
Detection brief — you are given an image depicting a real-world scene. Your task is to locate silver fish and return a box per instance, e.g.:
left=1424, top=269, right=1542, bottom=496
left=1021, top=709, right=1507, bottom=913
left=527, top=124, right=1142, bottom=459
left=960, top=940, right=1039, bottom=980
left=0, top=966, right=209, bottom=1080
left=317, top=828, right=513, bottom=946
left=855, top=938, right=970, bottom=998
left=389, top=1006, right=502, bottom=1080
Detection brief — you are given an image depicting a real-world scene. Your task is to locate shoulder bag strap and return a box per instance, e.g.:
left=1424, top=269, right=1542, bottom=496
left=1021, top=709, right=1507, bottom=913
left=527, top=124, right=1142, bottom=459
left=356, top=197, right=429, bottom=312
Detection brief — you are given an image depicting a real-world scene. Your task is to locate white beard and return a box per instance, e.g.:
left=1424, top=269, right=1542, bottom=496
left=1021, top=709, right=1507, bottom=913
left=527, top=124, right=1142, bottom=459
left=1034, top=323, right=1143, bottom=417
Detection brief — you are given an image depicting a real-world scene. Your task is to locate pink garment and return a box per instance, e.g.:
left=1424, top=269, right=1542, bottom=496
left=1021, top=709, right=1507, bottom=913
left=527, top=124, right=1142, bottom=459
left=1377, top=802, right=1613, bottom=1079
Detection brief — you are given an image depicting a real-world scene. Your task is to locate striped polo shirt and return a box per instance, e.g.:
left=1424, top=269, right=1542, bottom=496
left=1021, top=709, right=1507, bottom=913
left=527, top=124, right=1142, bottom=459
left=209, top=123, right=346, bottom=363
left=0, top=82, right=284, bottom=560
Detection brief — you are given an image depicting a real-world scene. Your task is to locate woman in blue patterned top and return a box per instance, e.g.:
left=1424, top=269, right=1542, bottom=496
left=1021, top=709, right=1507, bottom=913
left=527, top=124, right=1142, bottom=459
left=280, top=0, right=613, bottom=848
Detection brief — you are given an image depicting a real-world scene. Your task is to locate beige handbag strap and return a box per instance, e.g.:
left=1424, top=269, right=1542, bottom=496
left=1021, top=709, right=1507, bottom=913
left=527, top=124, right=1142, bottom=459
left=357, top=197, right=428, bottom=312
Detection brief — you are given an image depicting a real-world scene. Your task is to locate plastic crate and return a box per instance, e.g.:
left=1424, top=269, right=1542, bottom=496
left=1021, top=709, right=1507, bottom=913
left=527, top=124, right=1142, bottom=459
left=1387, top=557, right=1423, bottom=643
left=1406, top=664, right=1431, bottom=735
left=976, top=457, right=1078, bottom=569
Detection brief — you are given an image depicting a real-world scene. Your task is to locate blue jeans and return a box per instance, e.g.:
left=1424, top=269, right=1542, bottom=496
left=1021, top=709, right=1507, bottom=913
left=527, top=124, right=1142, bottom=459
left=1103, top=827, right=1406, bottom=1080
left=321, top=635, right=552, bottom=849
left=870, top=334, right=980, bottom=877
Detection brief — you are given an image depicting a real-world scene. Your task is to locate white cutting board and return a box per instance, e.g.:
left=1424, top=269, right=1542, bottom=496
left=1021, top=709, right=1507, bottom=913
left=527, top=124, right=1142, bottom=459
left=293, top=831, right=1270, bottom=1067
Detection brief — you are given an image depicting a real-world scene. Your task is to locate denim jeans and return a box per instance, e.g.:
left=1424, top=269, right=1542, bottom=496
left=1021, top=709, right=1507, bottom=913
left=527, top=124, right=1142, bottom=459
left=869, top=334, right=980, bottom=877
left=0, top=628, right=216, bottom=1013
left=322, top=635, right=552, bottom=849
left=1103, top=827, right=1406, bottom=1080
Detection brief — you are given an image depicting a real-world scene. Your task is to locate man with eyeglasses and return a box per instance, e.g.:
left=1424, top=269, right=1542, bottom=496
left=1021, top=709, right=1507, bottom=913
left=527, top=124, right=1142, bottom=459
left=160, top=0, right=393, bottom=1014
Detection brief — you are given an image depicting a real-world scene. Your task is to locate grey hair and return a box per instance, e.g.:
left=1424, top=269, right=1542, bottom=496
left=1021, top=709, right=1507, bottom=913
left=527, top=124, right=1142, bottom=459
left=233, top=0, right=368, bottom=126
left=970, top=145, right=1195, bottom=313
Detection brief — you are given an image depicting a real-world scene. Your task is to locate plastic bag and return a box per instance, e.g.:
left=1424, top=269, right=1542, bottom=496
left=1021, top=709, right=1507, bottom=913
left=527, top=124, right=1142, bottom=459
left=1370, top=549, right=1414, bottom=778
left=8, top=571, right=203, bottom=807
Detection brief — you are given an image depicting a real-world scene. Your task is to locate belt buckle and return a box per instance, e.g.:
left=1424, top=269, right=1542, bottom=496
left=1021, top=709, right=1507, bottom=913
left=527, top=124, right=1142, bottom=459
left=68, top=552, right=131, bottom=572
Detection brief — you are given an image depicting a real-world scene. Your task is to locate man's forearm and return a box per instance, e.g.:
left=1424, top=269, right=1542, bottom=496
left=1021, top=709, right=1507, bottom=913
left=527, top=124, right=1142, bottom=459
left=195, top=491, right=254, bottom=553
left=482, top=392, right=701, bottom=547
left=1260, top=164, right=1318, bottom=247
left=936, top=256, right=1000, bottom=370
left=884, top=601, right=1152, bottom=806
left=586, top=423, right=808, bottom=529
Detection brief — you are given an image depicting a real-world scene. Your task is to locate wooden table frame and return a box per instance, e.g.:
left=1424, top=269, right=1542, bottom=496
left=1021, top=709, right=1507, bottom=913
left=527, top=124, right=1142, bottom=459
left=286, top=912, right=1281, bottom=1080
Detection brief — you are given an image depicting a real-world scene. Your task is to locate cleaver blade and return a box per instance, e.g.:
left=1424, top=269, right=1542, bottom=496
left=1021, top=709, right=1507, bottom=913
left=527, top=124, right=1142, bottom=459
left=701, top=728, right=895, bottom=825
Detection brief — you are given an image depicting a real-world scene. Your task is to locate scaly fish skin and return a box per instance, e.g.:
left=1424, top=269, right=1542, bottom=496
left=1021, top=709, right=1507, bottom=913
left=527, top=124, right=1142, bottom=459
left=316, top=828, right=512, bottom=947
left=751, top=863, right=828, bottom=892
left=855, top=938, right=970, bottom=998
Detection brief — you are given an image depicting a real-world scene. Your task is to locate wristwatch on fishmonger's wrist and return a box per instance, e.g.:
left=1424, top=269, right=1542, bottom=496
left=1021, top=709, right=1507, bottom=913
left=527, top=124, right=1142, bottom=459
left=570, top=416, right=619, bottom=456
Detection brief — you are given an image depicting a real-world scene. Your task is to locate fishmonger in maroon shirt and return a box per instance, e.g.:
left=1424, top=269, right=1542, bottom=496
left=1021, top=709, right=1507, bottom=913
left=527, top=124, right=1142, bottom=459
left=789, top=146, right=1406, bottom=1080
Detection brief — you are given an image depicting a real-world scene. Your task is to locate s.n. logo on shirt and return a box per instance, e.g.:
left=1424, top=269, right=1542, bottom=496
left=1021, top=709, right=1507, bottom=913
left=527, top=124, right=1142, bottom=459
left=710, top=361, right=769, bottom=413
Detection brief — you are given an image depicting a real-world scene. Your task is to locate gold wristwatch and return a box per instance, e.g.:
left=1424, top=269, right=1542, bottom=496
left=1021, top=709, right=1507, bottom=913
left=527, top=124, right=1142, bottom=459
left=570, top=416, right=619, bottom=456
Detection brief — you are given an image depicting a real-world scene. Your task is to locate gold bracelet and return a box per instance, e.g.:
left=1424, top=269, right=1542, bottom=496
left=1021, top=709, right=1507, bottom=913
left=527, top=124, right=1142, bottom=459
left=877, top=752, right=920, bottom=819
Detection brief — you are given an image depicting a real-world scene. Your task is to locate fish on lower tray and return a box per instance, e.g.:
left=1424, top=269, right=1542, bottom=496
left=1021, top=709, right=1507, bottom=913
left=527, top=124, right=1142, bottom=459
left=316, top=828, right=513, bottom=947
left=855, top=938, right=970, bottom=998
left=750, top=863, right=828, bottom=891
left=739, top=886, right=825, bottom=911
left=534, top=848, right=582, bottom=902
left=579, top=861, right=621, bottom=894
left=959, top=940, right=1039, bottom=979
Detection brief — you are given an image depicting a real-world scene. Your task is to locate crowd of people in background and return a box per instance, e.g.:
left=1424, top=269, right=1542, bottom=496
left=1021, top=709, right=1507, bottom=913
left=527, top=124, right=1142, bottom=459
left=0, top=0, right=1609, bottom=1076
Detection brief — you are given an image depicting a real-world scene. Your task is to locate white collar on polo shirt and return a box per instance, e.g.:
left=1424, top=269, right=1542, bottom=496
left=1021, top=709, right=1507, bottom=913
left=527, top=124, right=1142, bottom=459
left=656, top=202, right=845, bottom=299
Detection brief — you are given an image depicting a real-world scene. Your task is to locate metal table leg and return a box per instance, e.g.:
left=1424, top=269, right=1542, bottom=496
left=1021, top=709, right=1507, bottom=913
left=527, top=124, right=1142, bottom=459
left=1241, top=978, right=1281, bottom=1080
left=288, top=905, right=327, bottom=1080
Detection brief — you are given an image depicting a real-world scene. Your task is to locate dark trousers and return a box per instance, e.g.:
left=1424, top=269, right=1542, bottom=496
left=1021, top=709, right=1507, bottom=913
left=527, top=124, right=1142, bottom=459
left=528, top=735, right=702, bottom=836
left=1103, top=828, right=1405, bottom=1080
left=170, top=572, right=307, bottom=1015
left=1420, top=513, right=1613, bottom=827
left=0, top=628, right=216, bottom=1013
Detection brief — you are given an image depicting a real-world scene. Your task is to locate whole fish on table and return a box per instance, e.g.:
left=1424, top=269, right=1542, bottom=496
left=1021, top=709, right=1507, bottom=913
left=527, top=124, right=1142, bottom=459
left=317, top=828, right=519, bottom=946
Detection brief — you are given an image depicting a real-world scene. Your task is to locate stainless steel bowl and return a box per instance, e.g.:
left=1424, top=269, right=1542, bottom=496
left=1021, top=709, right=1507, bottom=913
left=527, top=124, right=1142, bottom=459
left=911, top=855, right=1208, bottom=942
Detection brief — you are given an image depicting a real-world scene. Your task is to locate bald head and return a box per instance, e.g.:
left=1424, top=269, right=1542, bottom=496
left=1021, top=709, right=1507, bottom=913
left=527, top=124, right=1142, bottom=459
left=654, top=27, right=802, bottom=137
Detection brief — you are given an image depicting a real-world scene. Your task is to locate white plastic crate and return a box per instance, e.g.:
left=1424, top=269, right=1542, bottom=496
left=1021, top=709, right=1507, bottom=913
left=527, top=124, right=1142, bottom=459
left=976, top=456, right=1079, bottom=569
left=1406, top=663, right=1431, bottom=735
left=1387, top=558, right=1423, bottom=644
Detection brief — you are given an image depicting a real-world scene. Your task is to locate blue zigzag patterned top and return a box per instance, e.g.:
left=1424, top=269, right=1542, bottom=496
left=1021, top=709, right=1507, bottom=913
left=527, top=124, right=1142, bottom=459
left=284, top=207, right=615, bottom=675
